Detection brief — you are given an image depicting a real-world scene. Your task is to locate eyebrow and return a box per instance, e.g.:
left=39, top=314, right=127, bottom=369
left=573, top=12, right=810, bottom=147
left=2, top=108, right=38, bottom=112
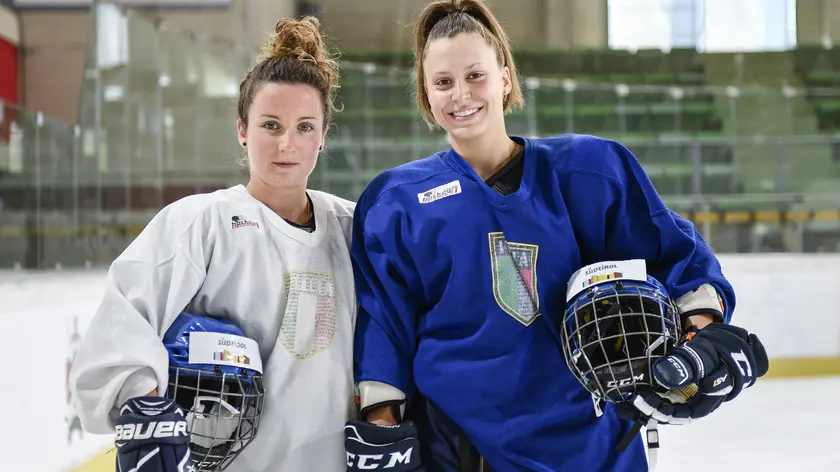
left=260, top=114, right=318, bottom=121
left=432, top=62, right=483, bottom=76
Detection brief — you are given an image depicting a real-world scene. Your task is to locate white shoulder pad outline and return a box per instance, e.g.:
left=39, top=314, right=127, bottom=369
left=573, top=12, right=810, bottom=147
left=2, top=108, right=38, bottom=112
left=674, top=283, right=725, bottom=318
left=358, top=381, right=406, bottom=414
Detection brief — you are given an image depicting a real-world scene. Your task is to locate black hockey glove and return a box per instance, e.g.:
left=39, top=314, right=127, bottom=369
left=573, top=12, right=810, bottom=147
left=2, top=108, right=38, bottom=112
left=115, top=396, right=192, bottom=472
left=345, top=420, right=425, bottom=471
left=618, top=323, right=769, bottom=425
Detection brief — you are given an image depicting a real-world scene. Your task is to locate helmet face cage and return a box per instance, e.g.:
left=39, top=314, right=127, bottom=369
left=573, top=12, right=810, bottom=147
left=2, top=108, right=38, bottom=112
left=561, top=278, right=681, bottom=404
left=168, top=365, right=265, bottom=472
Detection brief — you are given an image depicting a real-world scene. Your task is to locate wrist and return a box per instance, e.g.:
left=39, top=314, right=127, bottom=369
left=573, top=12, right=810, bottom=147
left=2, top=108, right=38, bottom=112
left=686, top=313, right=715, bottom=330
left=674, top=283, right=725, bottom=329
left=365, top=404, right=399, bottom=425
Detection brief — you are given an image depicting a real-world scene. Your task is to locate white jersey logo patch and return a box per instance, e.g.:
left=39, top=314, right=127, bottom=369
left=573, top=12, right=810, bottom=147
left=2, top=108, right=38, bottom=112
left=231, top=215, right=260, bottom=229
left=280, top=271, right=338, bottom=360
left=418, top=180, right=462, bottom=204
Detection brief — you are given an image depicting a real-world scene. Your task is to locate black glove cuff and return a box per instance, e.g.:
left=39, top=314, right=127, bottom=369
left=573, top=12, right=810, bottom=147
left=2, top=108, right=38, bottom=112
left=115, top=411, right=190, bottom=452
left=345, top=420, right=422, bottom=471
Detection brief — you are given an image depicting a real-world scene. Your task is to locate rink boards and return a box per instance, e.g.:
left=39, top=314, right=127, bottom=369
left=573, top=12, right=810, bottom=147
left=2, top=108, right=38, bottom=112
left=1, top=253, right=838, bottom=471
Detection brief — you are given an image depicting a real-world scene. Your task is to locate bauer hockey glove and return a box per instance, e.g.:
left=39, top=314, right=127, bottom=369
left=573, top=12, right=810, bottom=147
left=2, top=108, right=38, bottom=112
left=619, top=323, right=769, bottom=425
left=345, top=420, right=425, bottom=471
left=115, top=396, right=192, bottom=472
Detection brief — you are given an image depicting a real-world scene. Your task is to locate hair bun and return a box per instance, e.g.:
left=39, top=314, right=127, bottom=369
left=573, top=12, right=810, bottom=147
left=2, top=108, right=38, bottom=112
left=258, top=16, right=326, bottom=65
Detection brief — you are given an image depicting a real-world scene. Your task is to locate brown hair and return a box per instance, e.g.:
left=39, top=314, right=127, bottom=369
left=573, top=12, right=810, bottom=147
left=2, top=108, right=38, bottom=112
left=238, top=16, right=340, bottom=131
left=413, top=0, right=524, bottom=127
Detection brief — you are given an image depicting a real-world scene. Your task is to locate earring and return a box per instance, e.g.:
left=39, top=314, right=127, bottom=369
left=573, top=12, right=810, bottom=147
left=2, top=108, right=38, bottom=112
left=241, top=141, right=247, bottom=147
left=319, top=145, right=323, bottom=151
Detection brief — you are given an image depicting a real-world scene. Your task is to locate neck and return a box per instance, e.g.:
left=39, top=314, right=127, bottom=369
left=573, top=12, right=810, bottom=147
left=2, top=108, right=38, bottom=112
left=246, top=179, right=310, bottom=225
left=451, top=128, right=517, bottom=180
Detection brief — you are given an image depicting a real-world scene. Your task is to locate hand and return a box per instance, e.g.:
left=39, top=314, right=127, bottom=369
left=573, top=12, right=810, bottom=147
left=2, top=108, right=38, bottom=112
left=115, top=396, right=192, bottom=472
left=618, top=323, right=769, bottom=425
left=345, top=420, right=424, bottom=471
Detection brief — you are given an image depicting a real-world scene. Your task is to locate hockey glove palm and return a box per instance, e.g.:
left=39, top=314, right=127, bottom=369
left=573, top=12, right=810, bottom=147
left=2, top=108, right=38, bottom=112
left=115, top=396, right=192, bottom=472
left=345, top=420, right=425, bottom=471
left=619, top=323, right=769, bottom=425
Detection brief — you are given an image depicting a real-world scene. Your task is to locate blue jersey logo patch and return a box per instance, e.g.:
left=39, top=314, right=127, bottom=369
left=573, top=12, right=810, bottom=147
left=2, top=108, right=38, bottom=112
left=488, top=232, right=541, bottom=325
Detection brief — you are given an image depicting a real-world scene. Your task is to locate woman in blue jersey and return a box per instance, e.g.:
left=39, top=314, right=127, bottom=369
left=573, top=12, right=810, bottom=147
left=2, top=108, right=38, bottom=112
left=343, top=1, right=767, bottom=471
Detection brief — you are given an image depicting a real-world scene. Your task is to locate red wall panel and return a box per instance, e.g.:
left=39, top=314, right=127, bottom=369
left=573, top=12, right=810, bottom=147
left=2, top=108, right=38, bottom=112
left=0, top=36, right=17, bottom=144
left=0, top=36, right=18, bottom=104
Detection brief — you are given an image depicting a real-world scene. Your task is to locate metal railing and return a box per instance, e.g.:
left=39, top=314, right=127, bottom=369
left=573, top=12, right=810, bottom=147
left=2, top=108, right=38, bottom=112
left=3, top=4, right=840, bottom=268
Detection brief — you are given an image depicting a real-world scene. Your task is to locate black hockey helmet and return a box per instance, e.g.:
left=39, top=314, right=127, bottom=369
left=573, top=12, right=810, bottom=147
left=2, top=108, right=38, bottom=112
left=561, top=260, right=683, bottom=404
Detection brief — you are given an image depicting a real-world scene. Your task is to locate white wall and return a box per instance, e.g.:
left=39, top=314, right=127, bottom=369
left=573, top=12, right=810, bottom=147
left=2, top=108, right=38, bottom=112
left=1, top=254, right=837, bottom=470
left=0, top=4, right=19, bottom=44
left=717, top=254, right=840, bottom=358
left=13, top=0, right=229, bottom=6
left=608, top=0, right=798, bottom=52
left=701, top=0, right=797, bottom=52
left=0, top=270, right=111, bottom=472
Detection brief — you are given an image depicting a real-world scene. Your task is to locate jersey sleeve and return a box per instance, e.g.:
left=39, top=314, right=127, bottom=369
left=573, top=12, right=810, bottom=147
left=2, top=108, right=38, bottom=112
left=69, top=202, right=212, bottom=434
left=350, top=190, right=419, bottom=402
left=561, top=136, right=735, bottom=323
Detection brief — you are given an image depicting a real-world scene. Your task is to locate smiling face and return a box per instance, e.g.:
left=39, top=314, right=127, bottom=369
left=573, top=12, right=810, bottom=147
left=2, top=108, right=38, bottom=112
left=423, top=32, right=511, bottom=143
left=237, top=82, right=326, bottom=191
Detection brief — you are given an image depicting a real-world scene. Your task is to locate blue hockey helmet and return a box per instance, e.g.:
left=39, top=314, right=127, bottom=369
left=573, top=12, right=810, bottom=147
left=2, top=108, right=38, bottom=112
left=163, top=312, right=265, bottom=472
left=561, top=260, right=682, bottom=404
left=163, top=312, right=258, bottom=376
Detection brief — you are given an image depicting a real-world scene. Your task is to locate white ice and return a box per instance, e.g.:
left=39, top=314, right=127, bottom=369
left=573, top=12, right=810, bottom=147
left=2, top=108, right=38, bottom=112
left=653, top=376, right=840, bottom=472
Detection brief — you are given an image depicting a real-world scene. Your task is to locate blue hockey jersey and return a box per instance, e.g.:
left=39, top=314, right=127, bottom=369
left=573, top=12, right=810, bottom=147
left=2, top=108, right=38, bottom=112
left=350, top=134, right=735, bottom=472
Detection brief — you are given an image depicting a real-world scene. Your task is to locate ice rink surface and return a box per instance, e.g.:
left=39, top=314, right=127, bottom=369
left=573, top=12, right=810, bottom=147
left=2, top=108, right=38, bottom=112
left=14, top=376, right=839, bottom=471
left=3, top=268, right=834, bottom=471
left=653, top=376, right=840, bottom=472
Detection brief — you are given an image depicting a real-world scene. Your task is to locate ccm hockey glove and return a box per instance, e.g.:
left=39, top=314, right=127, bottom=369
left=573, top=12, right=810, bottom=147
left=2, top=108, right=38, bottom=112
left=115, top=396, right=192, bottom=472
left=345, top=420, right=425, bottom=471
left=619, top=323, right=769, bottom=425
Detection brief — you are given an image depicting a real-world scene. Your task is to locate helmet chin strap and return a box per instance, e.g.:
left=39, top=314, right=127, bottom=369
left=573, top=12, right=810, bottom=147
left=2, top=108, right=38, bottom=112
left=580, top=295, right=664, bottom=471
left=646, top=332, right=668, bottom=355
left=190, top=395, right=241, bottom=419
left=187, top=395, right=243, bottom=450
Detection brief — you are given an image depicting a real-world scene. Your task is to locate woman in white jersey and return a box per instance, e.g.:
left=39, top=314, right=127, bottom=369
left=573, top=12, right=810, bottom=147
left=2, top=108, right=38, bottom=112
left=69, top=17, right=357, bottom=472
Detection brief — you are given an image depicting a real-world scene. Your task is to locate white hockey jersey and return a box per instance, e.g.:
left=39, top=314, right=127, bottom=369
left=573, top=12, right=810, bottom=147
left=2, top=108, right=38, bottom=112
left=69, top=184, right=358, bottom=472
